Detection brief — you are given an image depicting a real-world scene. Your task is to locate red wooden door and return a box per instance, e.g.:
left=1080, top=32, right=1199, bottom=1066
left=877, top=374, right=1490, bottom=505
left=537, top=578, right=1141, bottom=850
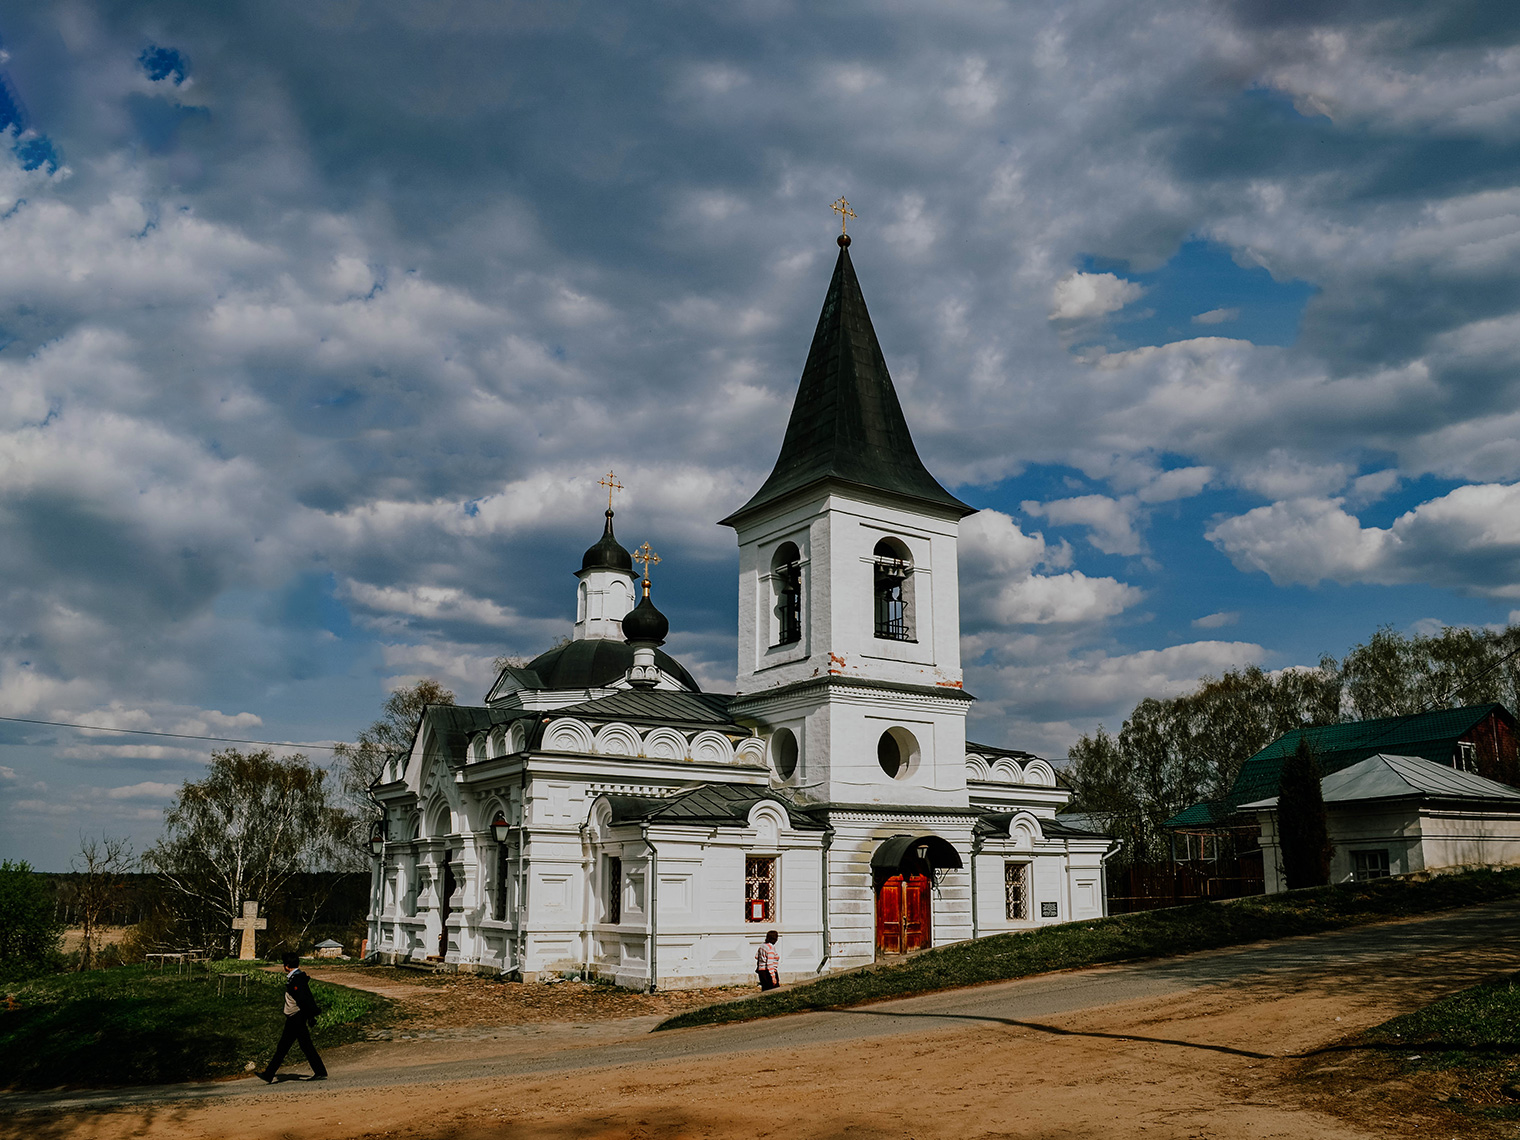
left=875, top=874, right=932, bottom=954
left=876, top=874, right=904, bottom=953
left=902, top=874, right=931, bottom=952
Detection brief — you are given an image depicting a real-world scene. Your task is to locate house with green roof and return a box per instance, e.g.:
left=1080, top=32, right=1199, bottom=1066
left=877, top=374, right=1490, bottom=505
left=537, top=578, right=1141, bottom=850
left=1242, top=752, right=1520, bottom=892
left=1167, top=704, right=1520, bottom=891
left=1167, top=704, right=1518, bottom=832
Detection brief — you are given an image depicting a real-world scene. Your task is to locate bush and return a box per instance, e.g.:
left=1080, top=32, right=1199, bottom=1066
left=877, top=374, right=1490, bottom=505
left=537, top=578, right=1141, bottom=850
left=0, top=860, right=64, bottom=979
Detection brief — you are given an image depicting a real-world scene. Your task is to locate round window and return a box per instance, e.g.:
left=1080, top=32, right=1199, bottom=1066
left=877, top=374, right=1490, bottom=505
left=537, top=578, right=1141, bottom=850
left=771, top=727, right=798, bottom=780
left=877, top=727, right=919, bottom=780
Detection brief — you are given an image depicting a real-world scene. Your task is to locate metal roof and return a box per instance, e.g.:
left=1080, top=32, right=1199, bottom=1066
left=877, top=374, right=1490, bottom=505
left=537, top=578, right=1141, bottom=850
left=553, top=689, right=739, bottom=728
left=1166, top=703, right=1513, bottom=828
left=421, top=705, right=533, bottom=755
left=721, top=244, right=973, bottom=526
left=974, top=812, right=1112, bottom=840
left=966, top=740, right=1044, bottom=761
left=1240, top=752, right=1520, bottom=809
left=604, top=784, right=825, bottom=830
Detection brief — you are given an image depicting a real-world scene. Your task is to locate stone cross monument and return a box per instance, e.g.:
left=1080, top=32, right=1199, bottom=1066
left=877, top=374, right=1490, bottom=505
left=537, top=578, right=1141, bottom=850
left=231, top=899, right=267, bottom=960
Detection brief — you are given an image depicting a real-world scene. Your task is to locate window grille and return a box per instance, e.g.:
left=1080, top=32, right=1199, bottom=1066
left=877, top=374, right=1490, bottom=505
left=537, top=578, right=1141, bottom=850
left=1004, top=861, right=1029, bottom=920
left=775, top=560, right=802, bottom=646
left=606, top=855, right=622, bottom=924
left=1351, top=850, right=1390, bottom=883
left=745, top=856, right=777, bottom=922
left=874, top=559, right=909, bottom=639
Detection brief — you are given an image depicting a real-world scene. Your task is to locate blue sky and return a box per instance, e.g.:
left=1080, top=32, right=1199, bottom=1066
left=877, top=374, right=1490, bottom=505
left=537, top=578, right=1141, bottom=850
left=4, top=2, right=1520, bottom=867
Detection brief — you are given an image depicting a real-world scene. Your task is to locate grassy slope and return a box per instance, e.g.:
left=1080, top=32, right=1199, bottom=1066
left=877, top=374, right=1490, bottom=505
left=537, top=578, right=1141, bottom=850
left=1366, top=972, right=1520, bottom=1055
left=0, top=961, right=391, bottom=1089
left=1354, top=970, right=1520, bottom=1127
left=658, top=867, right=1520, bottom=1031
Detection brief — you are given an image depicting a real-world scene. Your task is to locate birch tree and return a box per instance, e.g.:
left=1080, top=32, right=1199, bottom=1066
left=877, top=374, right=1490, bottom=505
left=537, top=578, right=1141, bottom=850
left=145, top=749, right=346, bottom=952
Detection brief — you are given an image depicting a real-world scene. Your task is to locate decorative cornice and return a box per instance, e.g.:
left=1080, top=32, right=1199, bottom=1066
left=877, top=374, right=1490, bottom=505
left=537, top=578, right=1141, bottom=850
left=732, top=673, right=975, bottom=709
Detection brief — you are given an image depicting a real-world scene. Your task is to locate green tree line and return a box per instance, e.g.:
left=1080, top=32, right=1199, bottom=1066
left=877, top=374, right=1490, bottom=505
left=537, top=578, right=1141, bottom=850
left=1065, top=624, right=1520, bottom=865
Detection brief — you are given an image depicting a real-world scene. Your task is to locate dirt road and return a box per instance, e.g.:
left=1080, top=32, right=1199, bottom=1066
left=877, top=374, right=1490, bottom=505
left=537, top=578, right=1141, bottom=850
left=10, top=899, right=1520, bottom=1140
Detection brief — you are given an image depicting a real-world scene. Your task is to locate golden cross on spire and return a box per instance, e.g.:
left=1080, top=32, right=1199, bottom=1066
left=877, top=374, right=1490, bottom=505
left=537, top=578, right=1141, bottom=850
left=830, top=196, right=857, bottom=236
left=597, top=470, right=624, bottom=511
left=634, top=541, right=660, bottom=584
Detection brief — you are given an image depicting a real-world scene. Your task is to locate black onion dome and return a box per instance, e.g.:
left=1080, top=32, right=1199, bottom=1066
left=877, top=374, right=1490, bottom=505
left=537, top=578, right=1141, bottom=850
left=581, top=510, right=633, bottom=573
left=525, top=639, right=698, bottom=692
left=621, top=591, right=670, bottom=644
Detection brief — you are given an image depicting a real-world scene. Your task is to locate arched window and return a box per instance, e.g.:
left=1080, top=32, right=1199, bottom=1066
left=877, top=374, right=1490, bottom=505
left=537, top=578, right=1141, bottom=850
left=576, top=580, right=588, bottom=623
left=771, top=542, right=802, bottom=646
left=873, top=538, right=914, bottom=641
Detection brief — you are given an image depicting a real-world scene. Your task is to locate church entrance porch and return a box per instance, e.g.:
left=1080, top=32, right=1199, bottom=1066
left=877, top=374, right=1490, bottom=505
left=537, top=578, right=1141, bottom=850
left=870, top=834, right=963, bottom=956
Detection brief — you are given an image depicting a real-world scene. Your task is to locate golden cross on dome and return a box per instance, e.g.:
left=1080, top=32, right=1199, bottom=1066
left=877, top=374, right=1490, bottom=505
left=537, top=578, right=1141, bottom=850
left=597, top=470, right=624, bottom=511
left=634, top=542, right=661, bottom=583
left=830, top=196, right=856, bottom=236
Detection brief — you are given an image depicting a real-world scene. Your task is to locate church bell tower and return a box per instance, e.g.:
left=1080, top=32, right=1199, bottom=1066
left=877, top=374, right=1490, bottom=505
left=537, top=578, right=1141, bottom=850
left=721, top=234, right=976, bottom=807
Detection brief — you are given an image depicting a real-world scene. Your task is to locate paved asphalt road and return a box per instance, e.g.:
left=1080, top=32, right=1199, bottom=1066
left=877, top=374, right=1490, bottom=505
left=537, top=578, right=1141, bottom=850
left=8, top=897, right=1520, bottom=1117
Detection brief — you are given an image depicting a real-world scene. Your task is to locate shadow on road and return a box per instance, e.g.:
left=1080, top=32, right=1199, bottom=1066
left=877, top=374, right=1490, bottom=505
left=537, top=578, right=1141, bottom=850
left=831, top=1006, right=1275, bottom=1058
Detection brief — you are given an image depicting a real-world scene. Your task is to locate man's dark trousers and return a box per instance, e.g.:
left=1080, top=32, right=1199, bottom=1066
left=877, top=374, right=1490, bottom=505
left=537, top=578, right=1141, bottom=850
left=266, top=1013, right=326, bottom=1078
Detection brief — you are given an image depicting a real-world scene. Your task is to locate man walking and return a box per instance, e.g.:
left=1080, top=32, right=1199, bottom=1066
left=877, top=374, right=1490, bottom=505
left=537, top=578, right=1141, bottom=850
left=257, top=951, right=327, bottom=1082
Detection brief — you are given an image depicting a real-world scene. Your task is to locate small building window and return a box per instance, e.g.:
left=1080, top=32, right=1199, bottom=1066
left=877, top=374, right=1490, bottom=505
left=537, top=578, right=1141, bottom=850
left=1456, top=741, right=1478, bottom=773
left=1351, top=850, right=1390, bottom=883
left=771, top=543, right=802, bottom=647
left=1004, top=861, right=1029, bottom=920
left=873, top=538, right=914, bottom=641
left=605, top=855, right=622, bottom=924
left=745, top=856, right=777, bottom=922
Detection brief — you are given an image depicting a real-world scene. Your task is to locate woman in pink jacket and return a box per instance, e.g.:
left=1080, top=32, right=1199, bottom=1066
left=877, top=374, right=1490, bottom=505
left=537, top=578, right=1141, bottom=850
left=756, top=929, right=780, bottom=990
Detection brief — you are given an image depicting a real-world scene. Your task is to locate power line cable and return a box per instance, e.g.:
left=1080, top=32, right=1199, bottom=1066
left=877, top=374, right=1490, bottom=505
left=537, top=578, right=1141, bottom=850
left=0, top=714, right=348, bottom=752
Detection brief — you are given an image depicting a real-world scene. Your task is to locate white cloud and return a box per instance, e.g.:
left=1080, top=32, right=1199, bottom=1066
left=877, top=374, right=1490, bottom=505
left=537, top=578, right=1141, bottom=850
left=960, top=510, right=1141, bottom=626
left=1192, top=611, right=1239, bottom=629
left=1192, top=307, right=1240, bottom=325
left=1022, top=494, right=1144, bottom=556
left=1207, top=482, right=1520, bottom=596
left=1048, top=272, right=1143, bottom=320
left=968, top=640, right=1266, bottom=757
left=105, top=781, right=179, bottom=801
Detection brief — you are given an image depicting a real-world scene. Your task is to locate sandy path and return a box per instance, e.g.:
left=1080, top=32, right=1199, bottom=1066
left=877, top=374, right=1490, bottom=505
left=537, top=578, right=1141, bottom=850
left=10, top=899, right=1520, bottom=1140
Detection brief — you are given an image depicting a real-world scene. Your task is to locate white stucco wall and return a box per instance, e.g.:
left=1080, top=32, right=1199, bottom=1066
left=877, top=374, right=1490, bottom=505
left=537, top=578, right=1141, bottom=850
left=1255, top=801, right=1520, bottom=893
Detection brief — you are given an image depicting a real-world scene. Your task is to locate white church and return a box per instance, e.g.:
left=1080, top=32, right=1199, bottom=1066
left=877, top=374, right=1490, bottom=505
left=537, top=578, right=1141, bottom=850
left=366, top=234, right=1117, bottom=987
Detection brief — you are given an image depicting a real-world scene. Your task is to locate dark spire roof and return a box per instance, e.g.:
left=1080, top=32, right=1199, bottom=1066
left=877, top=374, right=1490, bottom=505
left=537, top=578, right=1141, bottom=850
left=580, top=510, right=633, bottom=573
left=721, top=243, right=974, bottom=527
